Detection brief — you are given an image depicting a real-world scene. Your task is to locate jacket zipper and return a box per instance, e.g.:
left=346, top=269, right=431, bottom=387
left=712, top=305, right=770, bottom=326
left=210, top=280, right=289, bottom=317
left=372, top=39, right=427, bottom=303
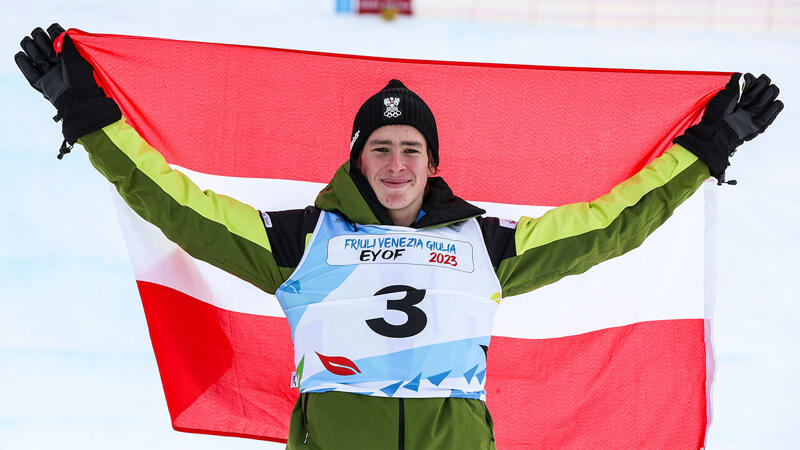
left=482, top=401, right=495, bottom=443
left=302, top=393, right=310, bottom=444
left=398, top=398, right=405, bottom=450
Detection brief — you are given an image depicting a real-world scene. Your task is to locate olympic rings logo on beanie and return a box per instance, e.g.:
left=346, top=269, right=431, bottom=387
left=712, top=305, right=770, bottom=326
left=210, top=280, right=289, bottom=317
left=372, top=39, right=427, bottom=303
left=383, top=97, right=402, bottom=118
left=350, top=79, right=439, bottom=166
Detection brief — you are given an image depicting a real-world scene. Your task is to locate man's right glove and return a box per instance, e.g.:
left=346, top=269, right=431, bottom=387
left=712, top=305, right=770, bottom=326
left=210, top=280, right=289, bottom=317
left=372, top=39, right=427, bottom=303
left=15, top=23, right=121, bottom=158
left=674, top=72, right=783, bottom=184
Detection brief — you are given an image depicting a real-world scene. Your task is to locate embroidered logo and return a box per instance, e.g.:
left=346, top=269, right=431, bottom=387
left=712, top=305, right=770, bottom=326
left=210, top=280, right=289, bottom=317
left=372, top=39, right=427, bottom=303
left=499, top=218, right=517, bottom=229
left=350, top=129, right=360, bottom=151
left=384, top=97, right=401, bottom=118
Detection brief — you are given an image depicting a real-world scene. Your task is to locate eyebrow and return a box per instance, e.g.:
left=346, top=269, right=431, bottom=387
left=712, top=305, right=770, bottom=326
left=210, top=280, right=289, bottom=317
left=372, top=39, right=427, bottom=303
left=367, top=139, right=424, bottom=147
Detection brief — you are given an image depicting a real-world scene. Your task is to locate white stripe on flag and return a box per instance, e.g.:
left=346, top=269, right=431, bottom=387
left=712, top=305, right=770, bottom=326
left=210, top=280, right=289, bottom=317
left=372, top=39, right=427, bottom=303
left=111, top=166, right=708, bottom=339
left=483, top=190, right=706, bottom=339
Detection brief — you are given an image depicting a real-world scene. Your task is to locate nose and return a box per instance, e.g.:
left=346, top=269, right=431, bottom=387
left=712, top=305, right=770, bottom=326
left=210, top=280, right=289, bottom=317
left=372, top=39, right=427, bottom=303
left=386, top=151, right=405, bottom=172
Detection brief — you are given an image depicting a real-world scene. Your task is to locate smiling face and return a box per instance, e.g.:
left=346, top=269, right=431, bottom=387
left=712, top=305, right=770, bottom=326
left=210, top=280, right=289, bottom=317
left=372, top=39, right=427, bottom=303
left=357, top=125, right=435, bottom=227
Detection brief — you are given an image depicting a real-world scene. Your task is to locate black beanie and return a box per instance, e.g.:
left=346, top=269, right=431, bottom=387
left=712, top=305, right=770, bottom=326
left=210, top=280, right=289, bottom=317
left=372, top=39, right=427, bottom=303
left=349, top=79, right=439, bottom=166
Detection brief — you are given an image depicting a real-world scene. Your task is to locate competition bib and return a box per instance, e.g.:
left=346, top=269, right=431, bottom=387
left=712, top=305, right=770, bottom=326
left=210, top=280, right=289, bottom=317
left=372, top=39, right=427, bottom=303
left=275, top=211, right=502, bottom=399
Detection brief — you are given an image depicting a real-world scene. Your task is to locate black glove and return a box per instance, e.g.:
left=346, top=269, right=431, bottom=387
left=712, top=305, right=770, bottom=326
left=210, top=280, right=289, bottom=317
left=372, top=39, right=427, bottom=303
left=674, top=72, right=783, bottom=184
left=15, top=23, right=121, bottom=158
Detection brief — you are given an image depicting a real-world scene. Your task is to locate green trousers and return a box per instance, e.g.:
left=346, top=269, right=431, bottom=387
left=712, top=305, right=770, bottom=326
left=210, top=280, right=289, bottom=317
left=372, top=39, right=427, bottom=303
left=286, top=391, right=496, bottom=450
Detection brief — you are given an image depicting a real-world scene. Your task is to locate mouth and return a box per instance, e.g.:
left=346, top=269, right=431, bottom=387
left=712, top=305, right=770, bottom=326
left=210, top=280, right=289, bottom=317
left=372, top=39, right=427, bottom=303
left=381, top=178, right=411, bottom=189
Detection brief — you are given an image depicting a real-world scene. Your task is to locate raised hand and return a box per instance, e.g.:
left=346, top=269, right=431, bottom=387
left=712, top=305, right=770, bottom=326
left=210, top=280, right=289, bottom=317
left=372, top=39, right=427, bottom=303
left=15, top=23, right=121, bottom=158
left=674, top=72, right=783, bottom=184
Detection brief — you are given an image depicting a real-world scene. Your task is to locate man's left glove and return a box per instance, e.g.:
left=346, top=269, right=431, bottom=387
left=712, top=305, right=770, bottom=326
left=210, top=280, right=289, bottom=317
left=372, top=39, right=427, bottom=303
left=15, top=23, right=121, bottom=158
left=674, top=72, right=783, bottom=184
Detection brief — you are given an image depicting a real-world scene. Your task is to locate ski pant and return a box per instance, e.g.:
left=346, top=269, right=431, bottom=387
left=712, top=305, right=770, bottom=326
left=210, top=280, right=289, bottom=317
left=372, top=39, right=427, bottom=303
left=286, top=391, right=496, bottom=450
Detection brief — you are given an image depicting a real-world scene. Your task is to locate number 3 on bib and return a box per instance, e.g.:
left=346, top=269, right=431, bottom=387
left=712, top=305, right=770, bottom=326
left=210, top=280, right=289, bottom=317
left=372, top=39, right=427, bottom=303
left=366, top=285, right=428, bottom=338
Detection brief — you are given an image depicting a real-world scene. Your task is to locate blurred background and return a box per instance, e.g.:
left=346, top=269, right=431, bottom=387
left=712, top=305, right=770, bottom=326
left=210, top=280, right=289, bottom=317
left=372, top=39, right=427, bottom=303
left=1, top=0, right=798, bottom=448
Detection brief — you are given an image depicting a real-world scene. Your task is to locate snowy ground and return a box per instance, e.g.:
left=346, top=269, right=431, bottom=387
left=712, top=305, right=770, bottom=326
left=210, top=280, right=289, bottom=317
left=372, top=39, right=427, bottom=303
left=1, top=1, right=798, bottom=448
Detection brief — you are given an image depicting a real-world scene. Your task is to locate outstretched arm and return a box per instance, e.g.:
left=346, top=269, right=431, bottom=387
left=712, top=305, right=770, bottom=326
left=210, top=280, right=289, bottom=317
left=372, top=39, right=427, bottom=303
left=482, top=143, right=708, bottom=297
left=16, top=24, right=292, bottom=294
left=79, top=119, right=290, bottom=293
left=481, top=72, right=782, bottom=297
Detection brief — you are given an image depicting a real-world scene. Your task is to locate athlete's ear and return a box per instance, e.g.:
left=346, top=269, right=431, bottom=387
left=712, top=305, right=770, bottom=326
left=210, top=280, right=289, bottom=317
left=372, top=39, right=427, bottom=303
left=426, top=150, right=437, bottom=176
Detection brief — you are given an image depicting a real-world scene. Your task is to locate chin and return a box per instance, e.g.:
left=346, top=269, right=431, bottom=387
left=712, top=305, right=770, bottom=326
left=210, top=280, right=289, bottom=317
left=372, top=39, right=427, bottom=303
left=380, top=198, right=410, bottom=210
left=378, top=192, right=412, bottom=208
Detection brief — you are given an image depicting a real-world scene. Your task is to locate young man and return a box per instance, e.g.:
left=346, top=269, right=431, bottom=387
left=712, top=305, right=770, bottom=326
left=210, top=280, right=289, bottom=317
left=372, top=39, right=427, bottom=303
left=16, top=24, right=782, bottom=449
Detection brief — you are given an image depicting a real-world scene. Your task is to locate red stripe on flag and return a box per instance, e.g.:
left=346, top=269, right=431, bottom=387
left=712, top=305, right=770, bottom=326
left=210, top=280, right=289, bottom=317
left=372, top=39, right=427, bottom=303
left=68, top=29, right=730, bottom=205
left=138, top=281, right=296, bottom=441
left=486, top=320, right=707, bottom=449
left=138, top=280, right=705, bottom=446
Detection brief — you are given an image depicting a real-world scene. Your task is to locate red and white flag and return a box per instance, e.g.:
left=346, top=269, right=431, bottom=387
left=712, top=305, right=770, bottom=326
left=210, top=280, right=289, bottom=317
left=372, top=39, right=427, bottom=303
left=70, top=29, right=727, bottom=448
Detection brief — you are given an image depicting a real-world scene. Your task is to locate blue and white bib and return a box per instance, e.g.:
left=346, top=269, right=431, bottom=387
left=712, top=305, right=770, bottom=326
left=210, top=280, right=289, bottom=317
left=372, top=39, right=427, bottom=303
left=275, top=211, right=502, bottom=400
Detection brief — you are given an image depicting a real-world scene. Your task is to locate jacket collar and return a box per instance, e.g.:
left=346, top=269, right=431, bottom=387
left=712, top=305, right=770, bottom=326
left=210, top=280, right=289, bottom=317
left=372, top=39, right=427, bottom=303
left=314, top=160, right=485, bottom=228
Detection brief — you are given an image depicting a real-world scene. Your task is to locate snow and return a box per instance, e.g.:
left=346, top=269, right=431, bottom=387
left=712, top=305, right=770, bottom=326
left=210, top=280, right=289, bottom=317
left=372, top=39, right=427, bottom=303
left=1, top=1, right=798, bottom=448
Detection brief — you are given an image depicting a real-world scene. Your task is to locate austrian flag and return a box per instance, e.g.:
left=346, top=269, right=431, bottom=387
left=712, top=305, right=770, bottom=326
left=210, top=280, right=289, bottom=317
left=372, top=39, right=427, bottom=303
left=68, top=29, right=728, bottom=448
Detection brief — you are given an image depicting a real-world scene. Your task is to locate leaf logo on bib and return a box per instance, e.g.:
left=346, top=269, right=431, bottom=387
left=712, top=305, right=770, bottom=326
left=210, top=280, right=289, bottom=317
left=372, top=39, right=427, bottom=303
left=316, top=352, right=361, bottom=376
